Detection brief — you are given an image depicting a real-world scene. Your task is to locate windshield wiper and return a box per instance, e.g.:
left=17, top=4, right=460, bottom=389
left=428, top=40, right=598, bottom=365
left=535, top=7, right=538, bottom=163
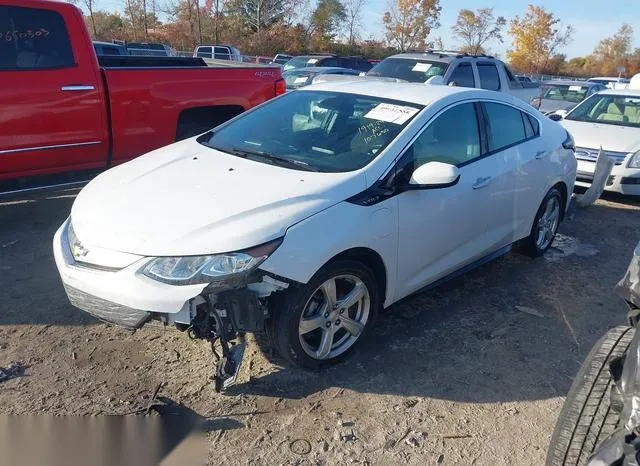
left=227, top=148, right=318, bottom=172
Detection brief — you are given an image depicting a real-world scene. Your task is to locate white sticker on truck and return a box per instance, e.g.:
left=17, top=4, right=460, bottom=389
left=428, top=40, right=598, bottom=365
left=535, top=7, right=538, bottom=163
left=294, top=76, right=309, bottom=84
left=364, top=103, right=420, bottom=124
left=412, top=62, right=432, bottom=72
left=569, top=85, right=584, bottom=91
left=307, top=58, right=319, bottom=64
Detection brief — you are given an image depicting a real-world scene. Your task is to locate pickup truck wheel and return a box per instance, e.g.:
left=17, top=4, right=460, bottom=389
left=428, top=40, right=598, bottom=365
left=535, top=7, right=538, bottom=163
left=266, top=260, right=380, bottom=369
left=520, top=187, right=563, bottom=257
left=546, top=326, right=634, bottom=466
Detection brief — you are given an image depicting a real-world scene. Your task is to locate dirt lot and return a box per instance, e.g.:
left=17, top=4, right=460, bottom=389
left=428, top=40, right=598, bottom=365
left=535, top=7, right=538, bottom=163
left=0, top=192, right=639, bottom=465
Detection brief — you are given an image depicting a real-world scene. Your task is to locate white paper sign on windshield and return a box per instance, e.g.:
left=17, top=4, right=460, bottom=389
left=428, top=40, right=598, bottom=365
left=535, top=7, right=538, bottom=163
left=412, top=62, right=432, bottom=72
left=307, top=58, right=319, bottom=64
left=569, top=85, right=584, bottom=91
left=364, top=103, right=420, bottom=125
left=294, top=76, right=309, bottom=84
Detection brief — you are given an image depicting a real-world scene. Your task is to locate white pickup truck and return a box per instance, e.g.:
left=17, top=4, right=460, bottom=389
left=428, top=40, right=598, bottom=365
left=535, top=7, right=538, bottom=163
left=365, top=51, right=540, bottom=104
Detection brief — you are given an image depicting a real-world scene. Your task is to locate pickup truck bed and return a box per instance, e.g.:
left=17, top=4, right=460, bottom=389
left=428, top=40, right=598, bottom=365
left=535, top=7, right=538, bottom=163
left=0, top=0, right=285, bottom=196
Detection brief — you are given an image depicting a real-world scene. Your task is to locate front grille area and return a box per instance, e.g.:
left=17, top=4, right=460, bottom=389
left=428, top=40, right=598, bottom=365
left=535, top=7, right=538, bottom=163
left=575, top=147, right=627, bottom=165
left=63, top=285, right=149, bottom=328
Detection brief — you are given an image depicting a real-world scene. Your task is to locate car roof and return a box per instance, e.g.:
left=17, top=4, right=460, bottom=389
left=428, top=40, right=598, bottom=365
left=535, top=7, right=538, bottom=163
left=93, top=41, right=123, bottom=46
left=305, top=80, right=500, bottom=106
left=544, top=80, right=595, bottom=87
left=385, top=51, right=499, bottom=63
left=599, top=89, right=640, bottom=96
left=288, top=67, right=358, bottom=73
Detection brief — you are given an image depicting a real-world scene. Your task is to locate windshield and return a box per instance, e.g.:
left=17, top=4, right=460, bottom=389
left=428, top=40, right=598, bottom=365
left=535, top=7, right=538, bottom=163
left=283, top=57, right=324, bottom=72
left=199, top=91, right=423, bottom=172
left=542, top=84, right=590, bottom=103
left=566, top=94, right=640, bottom=127
left=367, top=58, right=448, bottom=83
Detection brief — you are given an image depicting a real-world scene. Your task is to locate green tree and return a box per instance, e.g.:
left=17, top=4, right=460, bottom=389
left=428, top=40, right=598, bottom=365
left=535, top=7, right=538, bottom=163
left=309, top=0, right=346, bottom=49
left=451, top=8, right=505, bottom=55
left=382, top=0, right=440, bottom=52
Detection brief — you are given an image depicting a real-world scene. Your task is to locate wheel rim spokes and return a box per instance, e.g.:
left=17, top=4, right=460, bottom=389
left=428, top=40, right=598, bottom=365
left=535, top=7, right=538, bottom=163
left=298, top=274, right=370, bottom=360
left=536, top=197, right=560, bottom=250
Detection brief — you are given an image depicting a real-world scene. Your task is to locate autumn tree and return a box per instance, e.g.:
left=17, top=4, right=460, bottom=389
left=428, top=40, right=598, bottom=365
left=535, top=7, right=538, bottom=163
left=86, top=11, right=126, bottom=40
left=382, top=0, right=440, bottom=52
left=451, top=8, right=505, bottom=55
left=591, top=24, right=633, bottom=76
left=507, top=5, right=573, bottom=74
left=344, top=0, right=366, bottom=47
left=309, top=0, right=346, bottom=50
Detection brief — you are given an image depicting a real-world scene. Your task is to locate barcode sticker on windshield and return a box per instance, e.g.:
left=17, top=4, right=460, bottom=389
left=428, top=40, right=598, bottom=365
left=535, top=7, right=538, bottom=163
left=294, top=77, right=308, bottom=84
left=364, top=103, right=420, bottom=124
left=569, top=85, right=583, bottom=91
left=307, top=58, right=319, bottom=64
left=412, top=62, right=432, bottom=72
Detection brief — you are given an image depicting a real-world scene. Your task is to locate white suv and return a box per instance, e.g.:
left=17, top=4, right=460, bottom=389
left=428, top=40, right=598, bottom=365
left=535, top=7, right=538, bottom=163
left=193, top=45, right=242, bottom=62
left=53, top=81, right=576, bottom=387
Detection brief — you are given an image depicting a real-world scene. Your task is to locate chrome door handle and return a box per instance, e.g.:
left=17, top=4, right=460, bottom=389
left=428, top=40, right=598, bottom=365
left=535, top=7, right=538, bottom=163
left=61, top=85, right=95, bottom=91
left=535, top=150, right=548, bottom=159
left=472, top=176, right=493, bottom=189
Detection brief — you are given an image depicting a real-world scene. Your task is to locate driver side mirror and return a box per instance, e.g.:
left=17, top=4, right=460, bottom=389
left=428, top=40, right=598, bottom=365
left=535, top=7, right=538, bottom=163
left=407, top=162, right=460, bottom=189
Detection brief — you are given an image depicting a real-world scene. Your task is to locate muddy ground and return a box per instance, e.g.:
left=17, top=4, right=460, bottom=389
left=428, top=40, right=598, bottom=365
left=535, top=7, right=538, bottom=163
left=0, top=192, right=639, bottom=465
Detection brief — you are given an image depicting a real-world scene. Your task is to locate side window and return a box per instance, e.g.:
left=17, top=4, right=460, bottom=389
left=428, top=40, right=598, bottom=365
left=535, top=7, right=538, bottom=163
left=484, top=102, right=529, bottom=152
left=406, top=103, right=481, bottom=170
left=196, top=46, right=212, bottom=58
left=477, top=63, right=500, bottom=91
left=214, top=47, right=231, bottom=60
left=0, top=5, right=74, bottom=70
left=526, top=113, right=540, bottom=136
left=321, top=57, right=339, bottom=67
left=447, top=63, right=475, bottom=88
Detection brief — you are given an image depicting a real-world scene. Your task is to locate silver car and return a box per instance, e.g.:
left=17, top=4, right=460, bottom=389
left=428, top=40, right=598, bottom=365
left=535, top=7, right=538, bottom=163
left=532, top=80, right=606, bottom=115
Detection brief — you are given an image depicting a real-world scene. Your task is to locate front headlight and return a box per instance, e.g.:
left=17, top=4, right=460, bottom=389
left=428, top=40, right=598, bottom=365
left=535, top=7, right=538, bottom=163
left=142, top=238, right=282, bottom=285
left=628, top=151, right=640, bottom=168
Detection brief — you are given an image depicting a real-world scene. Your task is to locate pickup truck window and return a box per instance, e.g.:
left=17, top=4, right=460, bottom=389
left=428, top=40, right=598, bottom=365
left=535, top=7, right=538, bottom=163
left=477, top=63, right=500, bottom=91
left=448, top=63, right=475, bottom=88
left=484, top=102, right=532, bottom=152
left=0, top=5, right=74, bottom=70
left=196, top=46, right=212, bottom=58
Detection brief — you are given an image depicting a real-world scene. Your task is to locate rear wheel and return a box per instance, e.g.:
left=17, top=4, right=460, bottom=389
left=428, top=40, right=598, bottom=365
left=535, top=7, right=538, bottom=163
left=521, top=187, right=563, bottom=257
left=266, top=260, right=380, bottom=368
left=546, top=326, right=635, bottom=466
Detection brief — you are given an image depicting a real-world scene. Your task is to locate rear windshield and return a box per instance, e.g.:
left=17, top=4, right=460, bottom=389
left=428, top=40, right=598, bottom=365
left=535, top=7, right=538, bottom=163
left=199, top=90, right=423, bottom=172
left=367, top=58, right=448, bottom=83
left=566, top=94, right=640, bottom=127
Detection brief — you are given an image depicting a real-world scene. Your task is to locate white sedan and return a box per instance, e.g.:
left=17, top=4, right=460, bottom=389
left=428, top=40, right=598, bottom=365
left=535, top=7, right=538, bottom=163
left=559, top=89, right=640, bottom=195
left=53, top=81, right=576, bottom=382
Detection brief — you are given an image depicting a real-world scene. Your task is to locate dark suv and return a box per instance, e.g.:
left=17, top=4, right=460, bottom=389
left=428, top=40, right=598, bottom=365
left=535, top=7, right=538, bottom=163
left=283, top=55, right=372, bottom=73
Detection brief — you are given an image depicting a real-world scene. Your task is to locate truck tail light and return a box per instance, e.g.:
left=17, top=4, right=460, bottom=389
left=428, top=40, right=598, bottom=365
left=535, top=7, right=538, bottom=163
left=275, top=79, right=286, bottom=96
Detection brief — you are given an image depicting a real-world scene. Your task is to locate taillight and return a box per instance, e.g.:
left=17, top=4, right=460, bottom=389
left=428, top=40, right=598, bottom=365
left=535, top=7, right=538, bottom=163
left=275, top=79, right=286, bottom=96
left=562, top=130, right=575, bottom=151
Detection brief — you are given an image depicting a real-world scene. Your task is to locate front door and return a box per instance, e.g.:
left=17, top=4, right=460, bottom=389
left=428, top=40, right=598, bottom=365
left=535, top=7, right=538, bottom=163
left=395, top=102, right=502, bottom=300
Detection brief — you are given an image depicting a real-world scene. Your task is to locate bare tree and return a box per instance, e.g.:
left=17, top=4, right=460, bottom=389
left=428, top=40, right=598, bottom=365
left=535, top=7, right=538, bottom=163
left=344, top=0, right=366, bottom=47
left=451, top=8, right=506, bottom=55
left=70, top=0, right=99, bottom=37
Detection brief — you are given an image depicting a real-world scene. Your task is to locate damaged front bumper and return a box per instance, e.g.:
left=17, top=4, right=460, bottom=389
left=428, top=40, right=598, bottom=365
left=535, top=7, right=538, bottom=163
left=53, top=218, right=289, bottom=331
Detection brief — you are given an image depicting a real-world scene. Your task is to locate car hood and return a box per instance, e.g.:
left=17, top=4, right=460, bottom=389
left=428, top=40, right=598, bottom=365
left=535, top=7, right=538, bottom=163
left=561, top=119, right=640, bottom=153
left=71, top=138, right=364, bottom=256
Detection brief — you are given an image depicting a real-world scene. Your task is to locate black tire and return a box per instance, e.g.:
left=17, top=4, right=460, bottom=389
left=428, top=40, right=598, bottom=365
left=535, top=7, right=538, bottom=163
left=265, top=260, right=380, bottom=369
left=546, top=325, right=635, bottom=466
left=520, top=187, right=563, bottom=257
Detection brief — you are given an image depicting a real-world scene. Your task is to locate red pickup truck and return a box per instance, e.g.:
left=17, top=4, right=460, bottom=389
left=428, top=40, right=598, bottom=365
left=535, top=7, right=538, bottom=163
left=0, top=0, right=285, bottom=195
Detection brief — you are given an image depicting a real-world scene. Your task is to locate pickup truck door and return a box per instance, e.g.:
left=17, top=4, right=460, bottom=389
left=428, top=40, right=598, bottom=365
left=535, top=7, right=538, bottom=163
left=0, top=3, right=108, bottom=183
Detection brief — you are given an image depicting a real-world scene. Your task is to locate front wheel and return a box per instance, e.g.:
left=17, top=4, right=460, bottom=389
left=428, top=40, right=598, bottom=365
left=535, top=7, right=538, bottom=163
left=266, top=260, right=380, bottom=368
left=520, top=187, right=563, bottom=257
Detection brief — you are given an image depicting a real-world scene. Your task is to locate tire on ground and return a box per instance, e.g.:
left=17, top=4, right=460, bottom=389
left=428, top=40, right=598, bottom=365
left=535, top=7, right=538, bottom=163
left=546, top=325, right=635, bottom=466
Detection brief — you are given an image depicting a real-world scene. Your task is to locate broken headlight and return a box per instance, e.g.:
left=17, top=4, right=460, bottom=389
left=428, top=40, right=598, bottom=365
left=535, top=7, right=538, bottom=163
left=141, top=238, right=282, bottom=285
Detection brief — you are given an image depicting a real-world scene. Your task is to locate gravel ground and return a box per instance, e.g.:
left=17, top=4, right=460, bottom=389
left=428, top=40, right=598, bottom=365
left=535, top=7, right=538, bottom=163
left=0, top=191, right=639, bottom=465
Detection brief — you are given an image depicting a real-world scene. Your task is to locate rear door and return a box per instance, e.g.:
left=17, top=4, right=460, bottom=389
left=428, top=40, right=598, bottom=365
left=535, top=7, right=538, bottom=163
left=195, top=46, right=212, bottom=58
left=0, top=2, right=108, bottom=182
left=481, top=101, right=546, bottom=243
left=214, top=46, right=231, bottom=60
left=446, top=62, right=476, bottom=88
